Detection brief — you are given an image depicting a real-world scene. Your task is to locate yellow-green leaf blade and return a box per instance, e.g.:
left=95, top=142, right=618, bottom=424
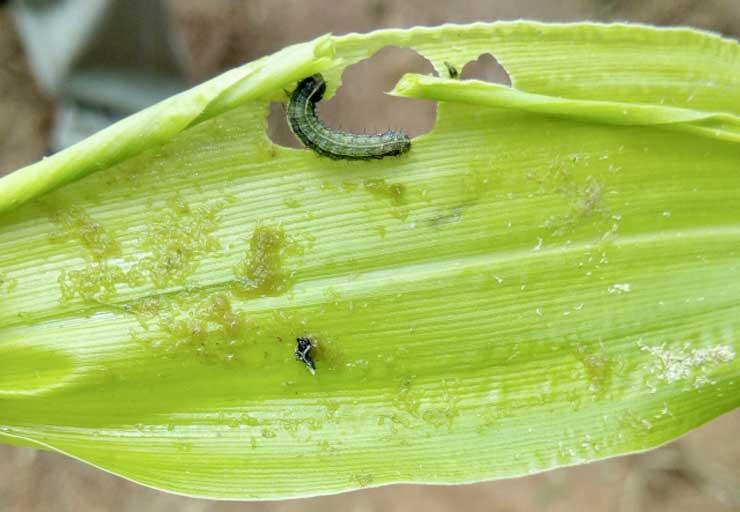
left=0, top=21, right=738, bottom=499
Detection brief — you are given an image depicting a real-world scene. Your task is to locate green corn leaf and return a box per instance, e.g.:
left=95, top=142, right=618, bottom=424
left=0, top=22, right=738, bottom=499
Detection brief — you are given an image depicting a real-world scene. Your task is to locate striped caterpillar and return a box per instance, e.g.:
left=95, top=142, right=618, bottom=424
left=287, top=74, right=411, bottom=160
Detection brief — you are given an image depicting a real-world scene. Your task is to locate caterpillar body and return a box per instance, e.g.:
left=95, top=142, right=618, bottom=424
left=287, top=74, right=411, bottom=160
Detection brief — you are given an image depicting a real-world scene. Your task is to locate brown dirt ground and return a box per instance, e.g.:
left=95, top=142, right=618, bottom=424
left=1, top=1, right=739, bottom=511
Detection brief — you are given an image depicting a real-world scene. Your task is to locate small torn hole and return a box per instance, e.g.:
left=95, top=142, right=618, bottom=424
left=267, top=46, right=437, bottom=150
left=460, top=53, right=511, bottom=86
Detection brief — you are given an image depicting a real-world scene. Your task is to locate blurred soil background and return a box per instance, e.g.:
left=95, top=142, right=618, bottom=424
left=1, top=0, right=739, bottom=510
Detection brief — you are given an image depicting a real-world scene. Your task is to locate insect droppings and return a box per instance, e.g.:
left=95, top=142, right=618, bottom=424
left=444, top=61, right=459, bottom=79
left=287, top=74, right=411, bottom=160
left=295, top=336, right=316, bottom=374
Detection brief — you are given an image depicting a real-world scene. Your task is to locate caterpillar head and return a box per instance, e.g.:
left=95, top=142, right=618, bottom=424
left=301, top=74, right=327, bottom=103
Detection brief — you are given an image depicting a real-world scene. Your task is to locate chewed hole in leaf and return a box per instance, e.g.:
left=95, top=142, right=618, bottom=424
left=267, top=45, right=437, bottom=150
left=321, top=46, right=437, bottom=137
left=460, top=52, right=512, bottom=86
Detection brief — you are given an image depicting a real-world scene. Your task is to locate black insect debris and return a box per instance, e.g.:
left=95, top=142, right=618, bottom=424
left=295, top=336, right=316, bottom=374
